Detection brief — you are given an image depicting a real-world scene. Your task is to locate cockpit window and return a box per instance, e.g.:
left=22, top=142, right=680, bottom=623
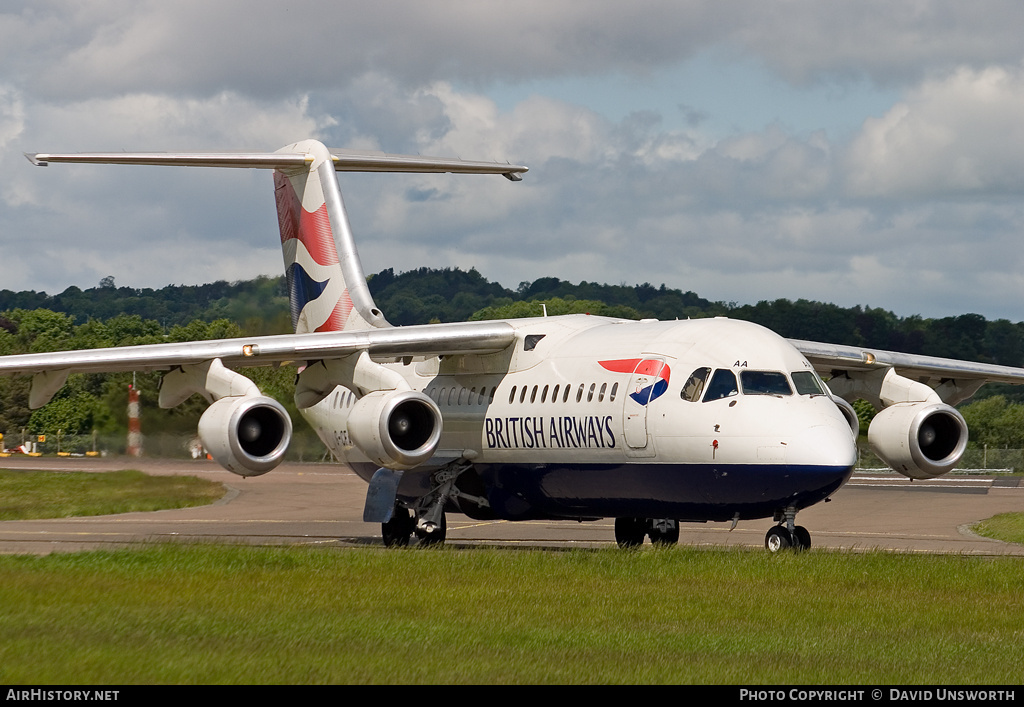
left=740, top=370, right=793, bottom=396
left=680, top=367, right=711, bottom=402
left=702, top=369, right=738, bottom=402
left=791, top=370, right=826, bottom=396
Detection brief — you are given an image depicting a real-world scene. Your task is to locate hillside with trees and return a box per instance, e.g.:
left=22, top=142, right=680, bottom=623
left=4, top=267, right=1024, bottom=454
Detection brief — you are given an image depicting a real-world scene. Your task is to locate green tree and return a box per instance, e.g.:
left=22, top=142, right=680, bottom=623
left=959, top=396, right=1024, bottom=448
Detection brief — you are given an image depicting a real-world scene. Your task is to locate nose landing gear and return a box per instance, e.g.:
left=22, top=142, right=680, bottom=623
left=765, top=506, right=811, bottom=552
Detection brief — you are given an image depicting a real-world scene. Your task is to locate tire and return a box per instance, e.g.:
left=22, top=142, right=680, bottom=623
left=792, top=525, right=811, bottom=551
left=415, top=512, right=447, bottom=547
left=648, top=519, right=680, bottom=546
left=614, top=517, right=646, bottom=549
left=381, top=507, right=414, bottom=547
left=765, top=525, right=793, bottom=553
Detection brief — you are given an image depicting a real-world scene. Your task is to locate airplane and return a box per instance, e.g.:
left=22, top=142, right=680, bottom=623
left=5, top=138, right=1024, bottom=552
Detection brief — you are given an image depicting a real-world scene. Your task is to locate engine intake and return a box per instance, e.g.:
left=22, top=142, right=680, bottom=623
left=348, top=390, right=442, bottom=470
left=198, top=395, right=292, bottom=477
left=832, top=395, right=860, bottom=438
left=868, top=402, right=968, bottom=480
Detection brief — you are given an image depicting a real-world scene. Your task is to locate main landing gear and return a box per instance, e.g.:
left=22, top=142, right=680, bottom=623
left=764, top=506, right=811, bottom=552
left=380, top=461, right=483, bottom=548
left=614, top=517, right=680, bottom=548
left=380, top=505, right=448, bottom=547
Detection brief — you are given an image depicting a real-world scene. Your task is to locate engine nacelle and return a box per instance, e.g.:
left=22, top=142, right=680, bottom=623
left=198, top=395, right=292, bottom=477
left=348, top=390, right=442, bottom=470
left=868, top=402, right=968, bottom=480
left=832, top=396, right=860, bottom=438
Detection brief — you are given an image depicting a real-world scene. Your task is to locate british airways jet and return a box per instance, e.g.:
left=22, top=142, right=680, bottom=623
left=5, top=140, right=1024, bottom=552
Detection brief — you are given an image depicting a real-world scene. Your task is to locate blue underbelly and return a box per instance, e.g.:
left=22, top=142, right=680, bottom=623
left=473, top=461, right=854, bottom=521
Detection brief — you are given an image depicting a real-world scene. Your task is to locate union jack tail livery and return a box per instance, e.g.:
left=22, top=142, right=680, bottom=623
left=273, top=140, right=383, bottom=333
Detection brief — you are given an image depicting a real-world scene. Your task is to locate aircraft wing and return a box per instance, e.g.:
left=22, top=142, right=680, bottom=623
left=791, top=338, right=1024, bottom=385
left=0, top=320, right=516, bottom=377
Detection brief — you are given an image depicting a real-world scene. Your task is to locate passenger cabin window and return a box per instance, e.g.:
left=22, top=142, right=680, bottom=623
left=702, top=369, right=738, bottom=402
left=740, top=370, right=793, bottom=396
left=791, top=371, right=825, bottom=396
left=681, top=367, right=711, bottom=402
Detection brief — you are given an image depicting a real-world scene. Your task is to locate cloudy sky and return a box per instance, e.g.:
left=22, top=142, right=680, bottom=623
left=3, top=1, right=1024, bottom=321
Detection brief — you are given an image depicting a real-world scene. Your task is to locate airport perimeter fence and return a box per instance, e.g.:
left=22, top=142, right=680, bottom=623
left=0, top=428, right=335, bottom=463
left=3, top=429, right=1023, bottom=472
left=855, top=444, right=1023, bottom=474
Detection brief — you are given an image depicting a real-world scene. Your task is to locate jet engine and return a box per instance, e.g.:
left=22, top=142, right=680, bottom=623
left=198, top=395, right=293, bottom=477
left=867, top=402, right=968, bottom=480
left=832, top=396, right=861, bottom=438
left=348, top=390, right=442, bottom=470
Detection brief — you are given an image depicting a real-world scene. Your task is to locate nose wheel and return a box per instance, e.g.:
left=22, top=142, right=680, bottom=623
left=764, top=507, right=811, bottom=552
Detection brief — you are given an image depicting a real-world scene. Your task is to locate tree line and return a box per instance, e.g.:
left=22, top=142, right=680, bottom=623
left=4, top=268, right=1024, bottom=449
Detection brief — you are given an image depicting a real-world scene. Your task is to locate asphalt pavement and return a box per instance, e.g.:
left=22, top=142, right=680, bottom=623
left=0, top=457, right=1022, bottom=556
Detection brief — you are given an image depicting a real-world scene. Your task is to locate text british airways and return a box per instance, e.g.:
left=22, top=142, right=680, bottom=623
left=485, top=415, right=616, bottom=449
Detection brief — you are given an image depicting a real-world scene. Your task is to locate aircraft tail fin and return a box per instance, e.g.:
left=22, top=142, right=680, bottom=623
left=27, top=142, right=527, bottom=334
left=274, top=140, right=383, bottom=333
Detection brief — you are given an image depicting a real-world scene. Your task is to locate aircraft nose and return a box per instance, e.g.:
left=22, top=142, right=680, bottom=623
left=787, top=422, right=857, bottom=469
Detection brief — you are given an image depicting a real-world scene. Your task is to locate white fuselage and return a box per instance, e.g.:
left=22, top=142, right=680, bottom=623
left=301, top=315, right=857, bottom=521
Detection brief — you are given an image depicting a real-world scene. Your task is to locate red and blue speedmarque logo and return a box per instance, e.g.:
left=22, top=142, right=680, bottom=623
left=599, top=359, right=671, bottom=405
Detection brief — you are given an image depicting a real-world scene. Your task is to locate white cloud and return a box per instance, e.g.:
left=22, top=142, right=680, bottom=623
left=845, top=66, right=1024, bottom=198
left=4, top=2, right=1024, bottom=322
left=4, top=1, right=1023, bottom=104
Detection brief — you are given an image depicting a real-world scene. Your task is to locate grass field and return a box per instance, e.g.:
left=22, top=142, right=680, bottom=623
left=0, top=469, right=1022, bottom=684
left=0, top=544, right=1022, bottom=684
left=0, top=469, right=225, bottom=519
left=973, top=512, right=1024, bottom=545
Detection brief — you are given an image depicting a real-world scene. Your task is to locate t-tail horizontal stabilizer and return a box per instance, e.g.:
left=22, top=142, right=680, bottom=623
left=25, top=140, right=527, bottom=337
left=25, top=149, right=528, bottom=180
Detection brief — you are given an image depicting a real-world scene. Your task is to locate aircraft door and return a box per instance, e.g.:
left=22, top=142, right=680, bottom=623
left=622, top=357, right=669, bottom=453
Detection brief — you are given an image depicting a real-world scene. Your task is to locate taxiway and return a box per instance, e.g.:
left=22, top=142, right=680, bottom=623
left=0, top=457, right=1021, bottom=556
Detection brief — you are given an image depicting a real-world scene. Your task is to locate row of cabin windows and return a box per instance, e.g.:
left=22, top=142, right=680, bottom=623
left=680, top=367, right=826, bottom=403
left=338, top=382, right=622, bottom=409
left=426, top=385, right=498, bottom=407
left=424, top=381, right=621, bottom=407
left=508, top=381, right=619, bottom=406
